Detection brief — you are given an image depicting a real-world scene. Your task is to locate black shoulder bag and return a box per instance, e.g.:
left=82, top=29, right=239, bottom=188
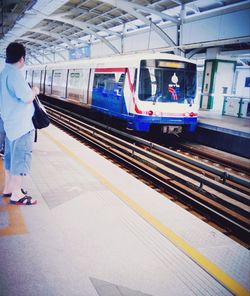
left=32, top=96, right=50, bottom=141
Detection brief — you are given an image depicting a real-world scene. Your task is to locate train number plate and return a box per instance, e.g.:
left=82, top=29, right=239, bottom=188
left=162, top=125, right=182, bottom=134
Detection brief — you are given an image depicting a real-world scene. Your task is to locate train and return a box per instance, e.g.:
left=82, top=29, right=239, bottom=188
left=25, top=52, right=199, bottom=134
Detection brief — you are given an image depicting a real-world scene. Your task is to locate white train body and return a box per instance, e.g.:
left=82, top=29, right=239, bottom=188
left=26, top=52, right=199, bottom=133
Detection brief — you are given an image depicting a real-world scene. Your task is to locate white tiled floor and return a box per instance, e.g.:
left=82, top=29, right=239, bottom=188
left=0, top=124, right=249, bottom=296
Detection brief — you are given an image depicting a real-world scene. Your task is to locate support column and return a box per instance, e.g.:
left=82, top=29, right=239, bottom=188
left=200, top=48, right=236, bottom=114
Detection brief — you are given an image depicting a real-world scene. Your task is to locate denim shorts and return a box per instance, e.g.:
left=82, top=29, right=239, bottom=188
left=4, top=130, right=34, bottom=176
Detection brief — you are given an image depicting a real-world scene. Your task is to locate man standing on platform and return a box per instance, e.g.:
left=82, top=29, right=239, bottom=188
left=0, top=42, right=39, bottom=205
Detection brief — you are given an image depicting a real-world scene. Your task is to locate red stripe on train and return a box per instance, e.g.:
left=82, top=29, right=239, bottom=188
left=95, top=68, right=126, bottom=73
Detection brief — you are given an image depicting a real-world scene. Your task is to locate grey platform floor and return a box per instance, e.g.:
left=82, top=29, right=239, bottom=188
left=0, top=125, right=249, bottom=296
left=198, top=110, right=250, bottom=138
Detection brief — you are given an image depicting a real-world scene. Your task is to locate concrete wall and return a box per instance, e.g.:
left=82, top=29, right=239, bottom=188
left=182, top=9, right=250, bottom=44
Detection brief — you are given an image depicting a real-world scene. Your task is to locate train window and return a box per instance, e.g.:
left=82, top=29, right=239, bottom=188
left=117, top=73, right=125, bottom=87
left=67, top=69, right=84, bottom=102
left=138, top=68, right=151, bottom=101
left=93, top=73, right=125, bottom=95
left=138, top=64, right=196, bottom=104
left=52, top=69, right=67, bottom=98
left=45, top=70, right=53, bottom=95
left=93, top=74, right=115, bottom=92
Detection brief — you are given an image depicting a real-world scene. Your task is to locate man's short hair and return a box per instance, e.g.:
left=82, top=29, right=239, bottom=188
left=6, top=42, right=26, bottom=64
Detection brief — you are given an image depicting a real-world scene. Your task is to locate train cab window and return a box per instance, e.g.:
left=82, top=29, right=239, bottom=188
left=52, top=69, right=67, bottom=98
left=138, top=60, right=196, bottom=104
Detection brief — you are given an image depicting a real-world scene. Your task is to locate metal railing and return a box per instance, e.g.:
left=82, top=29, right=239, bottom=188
left=222, top=95, right=250, bottom=118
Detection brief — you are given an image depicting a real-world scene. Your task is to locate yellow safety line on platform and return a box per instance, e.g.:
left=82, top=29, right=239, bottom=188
left=44, top=129, right=249, bottom=296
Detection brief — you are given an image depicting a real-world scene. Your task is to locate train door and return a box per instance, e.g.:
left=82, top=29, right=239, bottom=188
left=67, top=69, right=89, bottom=104
left=92, top=68, right=127, bottom=115
left=52, top=69, right=67, bottom=98
left=114, top=71, right=126, bottom=114
left=92, top=71, right=110, bottom=111
left=124, top=67, right=138, bottom=116
left=45, top=70, right=53, bottom=95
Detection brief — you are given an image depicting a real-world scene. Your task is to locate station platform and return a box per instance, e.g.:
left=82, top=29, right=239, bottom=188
left=198, top=110, right=250, bottom=137
left=0, top=125, right=249, bottom=296
left=185, top=110, right=250, bottom=158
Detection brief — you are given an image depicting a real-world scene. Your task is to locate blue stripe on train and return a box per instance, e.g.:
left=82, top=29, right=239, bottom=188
left=125, top=115, right=197, bottom=132
left=92, top=88, right=197, bottom=132
left=92, top=87, right=128, bottom=115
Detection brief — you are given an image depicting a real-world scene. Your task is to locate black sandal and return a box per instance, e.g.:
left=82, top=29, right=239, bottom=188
left=10, top=195, right=37, bottom=205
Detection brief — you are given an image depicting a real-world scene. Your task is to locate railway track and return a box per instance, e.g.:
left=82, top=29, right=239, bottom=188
left=44, top=103, right=250, bottom=247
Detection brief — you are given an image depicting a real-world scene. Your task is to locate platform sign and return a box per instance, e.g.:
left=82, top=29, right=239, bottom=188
left=68, top=46, right=90, bottom=60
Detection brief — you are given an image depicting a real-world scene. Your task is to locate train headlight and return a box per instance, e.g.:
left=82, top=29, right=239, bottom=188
left=189, top=112, right=195, bottom=117
left=148, top=110, right=153, bottom=116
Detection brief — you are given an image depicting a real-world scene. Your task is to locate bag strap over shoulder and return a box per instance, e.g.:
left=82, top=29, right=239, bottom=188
left=34, top=129, right=38, bottom=142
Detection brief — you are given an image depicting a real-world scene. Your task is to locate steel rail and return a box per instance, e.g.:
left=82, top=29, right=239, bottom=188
left=46, top=105, right=250, bottom=205
left=46, top=108, right=250, bottom=245
left=44, top=102, right=250, bottom=189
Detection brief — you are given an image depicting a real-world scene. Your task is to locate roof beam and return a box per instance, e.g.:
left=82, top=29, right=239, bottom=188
left=101, top=0, right=177, bottom=50
left=24, top=44, right=52, bottom=64
left=185, top=48, right=202, bottom=59
left=28, top=52, right=43, bottom=64
left=15, top=36, right=69, bottom=54
left=26, top=28, right=75, bottom=48
left=38, top=9, right=121, bottom=37
left=54, top=51, right=67, bottom=61
left=16, top=36, right=52, bottom=47
left=45, top=15, right=120, bottom=54
left=101, top=0, right=178, bottom=24
left=130, top=2, right=179, bottom=24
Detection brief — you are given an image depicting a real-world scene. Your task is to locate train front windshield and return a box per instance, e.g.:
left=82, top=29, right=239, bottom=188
left=138, top=60, right=196, bottom=105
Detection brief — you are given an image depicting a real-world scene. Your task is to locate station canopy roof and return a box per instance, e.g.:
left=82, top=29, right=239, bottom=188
left=0, top=0, right=249, bottom=64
